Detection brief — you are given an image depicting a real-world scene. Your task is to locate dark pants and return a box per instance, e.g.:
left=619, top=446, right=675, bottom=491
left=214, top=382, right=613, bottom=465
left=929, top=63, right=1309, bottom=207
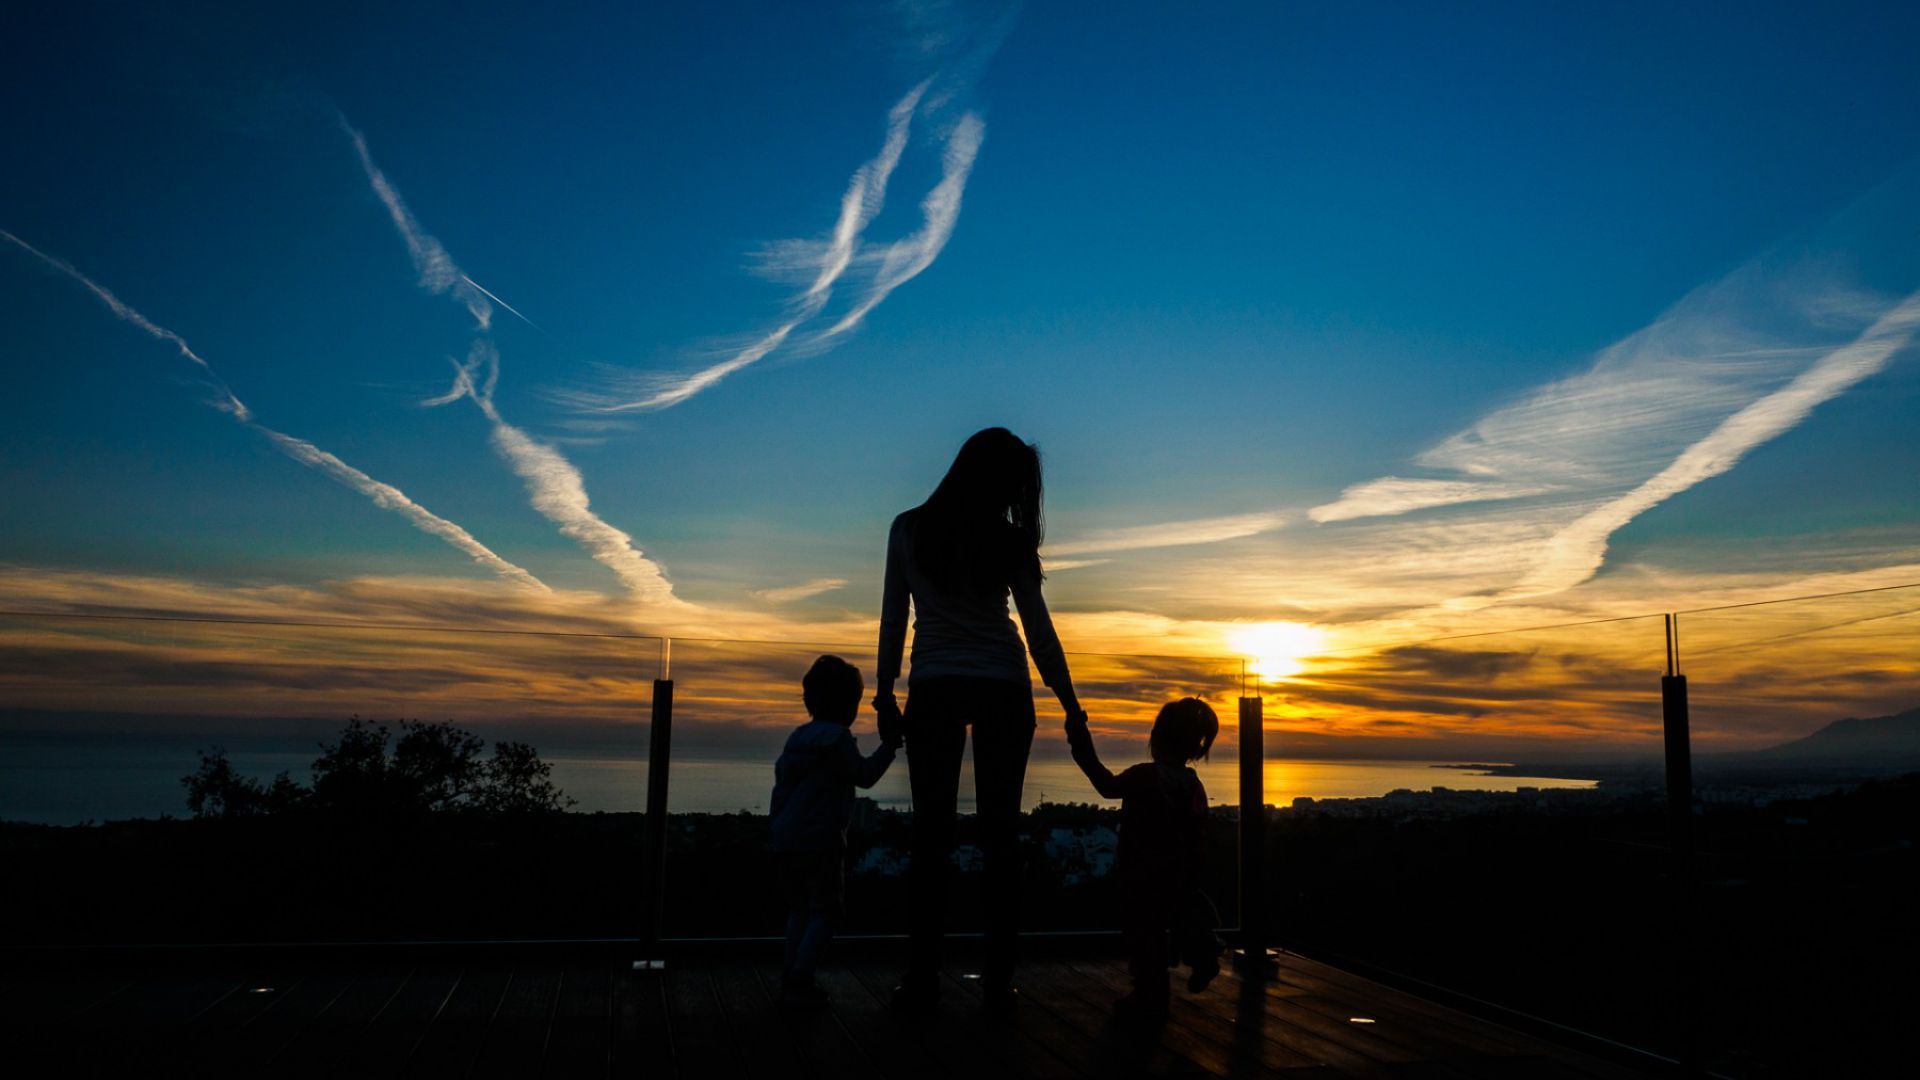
left=777, top=847, right=845, bottom=985
left=1124, top=873, right=1222, bottom=1000
left=903, top=675, right=1036, bottom=987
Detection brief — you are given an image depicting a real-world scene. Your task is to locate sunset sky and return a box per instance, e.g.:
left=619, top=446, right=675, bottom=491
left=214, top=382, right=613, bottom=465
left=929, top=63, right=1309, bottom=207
left=3, top=1, right=1918, bottom=759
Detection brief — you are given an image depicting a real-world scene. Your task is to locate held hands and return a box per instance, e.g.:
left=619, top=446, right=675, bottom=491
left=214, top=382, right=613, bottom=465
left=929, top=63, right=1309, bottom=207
left=874, top=693, right=905, bottom=749
left=1063, top=707, right=1092, bottom=752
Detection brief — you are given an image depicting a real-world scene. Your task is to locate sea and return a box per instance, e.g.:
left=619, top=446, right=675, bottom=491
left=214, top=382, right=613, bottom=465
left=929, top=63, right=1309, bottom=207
left=0, top=744, right=1595, bottom=825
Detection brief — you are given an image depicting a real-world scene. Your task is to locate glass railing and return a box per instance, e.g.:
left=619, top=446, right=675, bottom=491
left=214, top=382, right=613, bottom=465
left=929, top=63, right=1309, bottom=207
left=652, top=641, right=1244, bottom=939
left=0, top=609, right=662, bottom=945
left=1257, top=615, right=1678, bottom=1058
left=1676, top=585, right=1920, bottom=1076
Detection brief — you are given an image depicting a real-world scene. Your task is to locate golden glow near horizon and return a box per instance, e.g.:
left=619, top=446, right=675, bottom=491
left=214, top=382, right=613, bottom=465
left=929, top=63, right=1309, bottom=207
left=1, top=567, right=1916, bottom=755
left=1230, top=621, right=1327, bottom=682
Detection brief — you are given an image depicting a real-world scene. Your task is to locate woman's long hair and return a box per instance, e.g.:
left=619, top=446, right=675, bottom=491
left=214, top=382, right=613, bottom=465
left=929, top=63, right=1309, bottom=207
left=913, top=427, right=1044, bottom=587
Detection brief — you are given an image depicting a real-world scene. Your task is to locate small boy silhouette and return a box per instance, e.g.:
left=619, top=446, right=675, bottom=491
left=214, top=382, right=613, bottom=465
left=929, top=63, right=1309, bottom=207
left=770, top=655, right=902, bottom=1008
left=1065, top=698, right=1222, bottom=1018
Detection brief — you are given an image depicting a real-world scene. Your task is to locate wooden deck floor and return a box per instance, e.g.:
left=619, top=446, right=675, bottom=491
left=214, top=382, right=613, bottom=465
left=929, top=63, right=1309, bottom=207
left=1, top=944, right=1655, bottom=1078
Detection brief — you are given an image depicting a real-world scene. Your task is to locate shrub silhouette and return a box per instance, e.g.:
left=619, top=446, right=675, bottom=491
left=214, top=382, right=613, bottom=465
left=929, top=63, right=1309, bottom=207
left=183, top=716, right=572, bottom=819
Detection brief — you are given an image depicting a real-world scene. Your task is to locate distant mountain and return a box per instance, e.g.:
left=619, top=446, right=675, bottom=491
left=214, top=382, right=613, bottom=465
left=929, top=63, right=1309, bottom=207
left=1743, top=706, right=1920, bottom=769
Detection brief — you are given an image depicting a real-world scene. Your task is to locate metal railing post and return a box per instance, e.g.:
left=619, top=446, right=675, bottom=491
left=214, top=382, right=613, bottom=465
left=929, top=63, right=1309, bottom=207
left=636, top=639, right=673, bottom=970
left=1662, top=615, right=1699, bottom=1073
left=1236, top=688, right=1277, bottom=976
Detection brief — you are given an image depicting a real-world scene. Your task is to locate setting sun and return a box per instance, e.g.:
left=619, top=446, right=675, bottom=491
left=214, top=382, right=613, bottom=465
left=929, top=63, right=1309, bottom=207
left=1229, top=621, right=1327, bottom=681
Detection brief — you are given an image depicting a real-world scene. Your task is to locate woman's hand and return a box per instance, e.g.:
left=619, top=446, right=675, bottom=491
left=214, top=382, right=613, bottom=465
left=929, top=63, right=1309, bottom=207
left=1063, top=708, right=1091, bottom=752
left=874, top=693, right=905, bottom=749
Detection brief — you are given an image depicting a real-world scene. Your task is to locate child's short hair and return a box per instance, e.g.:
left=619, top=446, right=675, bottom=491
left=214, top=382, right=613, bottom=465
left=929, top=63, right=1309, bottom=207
left=1150, top=697, right=1219, bottom=762
left=802, top=655, right=864, bottom=723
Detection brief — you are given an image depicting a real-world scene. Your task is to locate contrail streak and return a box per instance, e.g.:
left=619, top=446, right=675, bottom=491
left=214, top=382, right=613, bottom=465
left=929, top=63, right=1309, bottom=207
left=256, top=429, right=550, bottom=591
left=811, top=112, right=984, bottom=345
left=580, top=81, right=930, bottom=413
left=433, top=343, right=678, bottom=604
left=1518, top=288, right=1920, bottom=596
left=2, top=231, right=549, bottom=591
left=460, top=274, right=542, bottom=332
left=344, top=124, right=680, bottom=603
left=3, top=230, right=251, bottom=421
left=343, top=120, right=536, bottom=334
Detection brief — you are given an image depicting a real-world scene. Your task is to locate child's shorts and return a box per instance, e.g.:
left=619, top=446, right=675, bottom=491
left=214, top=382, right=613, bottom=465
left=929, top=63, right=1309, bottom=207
left=776, top=848, right=845, bottom=919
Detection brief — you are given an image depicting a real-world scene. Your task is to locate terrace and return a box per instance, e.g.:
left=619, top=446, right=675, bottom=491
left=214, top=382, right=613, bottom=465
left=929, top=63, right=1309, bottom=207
left=4, top=582, right=1917, bottom=1075
left=4, top=942, right=1652, bottom=1077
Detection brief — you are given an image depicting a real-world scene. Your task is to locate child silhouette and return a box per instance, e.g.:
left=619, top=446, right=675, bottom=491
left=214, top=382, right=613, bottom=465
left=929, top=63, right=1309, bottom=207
left=1065, top=698, right=1222, bottom=1018
left=769, top=655, right=902, bottom=1008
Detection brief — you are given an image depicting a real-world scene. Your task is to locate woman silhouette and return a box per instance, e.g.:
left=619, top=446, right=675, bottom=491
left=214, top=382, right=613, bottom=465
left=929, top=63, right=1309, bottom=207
left=876, top=427, right=1085, bottom=1011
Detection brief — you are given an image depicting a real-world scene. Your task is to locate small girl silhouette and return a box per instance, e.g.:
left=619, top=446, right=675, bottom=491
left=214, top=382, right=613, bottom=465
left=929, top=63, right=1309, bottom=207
left=1065, top=698, right=1223, bottom=1019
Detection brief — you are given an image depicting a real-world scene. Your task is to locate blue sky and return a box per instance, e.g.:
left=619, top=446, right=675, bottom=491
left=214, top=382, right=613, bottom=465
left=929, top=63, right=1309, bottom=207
left=4, top=0, right=1919, bottom=657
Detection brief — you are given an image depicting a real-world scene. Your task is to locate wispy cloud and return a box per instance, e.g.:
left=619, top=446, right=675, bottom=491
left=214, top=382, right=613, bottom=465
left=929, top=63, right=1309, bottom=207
left=1047, top=510, right=1291, bottom=556
left=2, top=231, right=548, bottom=591
left=1044, top=559, right=1109, bottom=572
left=561, top=2, right=1007, bottom=415
left=1301, top=259, right=1912, bottom=609
left=558, top=81, right=970, bottom=413
left=1516, top=288, right=1920, bottom=596
left=751, top=577, right=849, bottom=604
left=808, top=111, right=983, bottom=346
left=1309, top=478, right=1551, bottom=524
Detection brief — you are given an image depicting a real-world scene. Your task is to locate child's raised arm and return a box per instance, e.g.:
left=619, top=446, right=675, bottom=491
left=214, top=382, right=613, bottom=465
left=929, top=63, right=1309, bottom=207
left=1064, top=711, right=1125, bottom=800
left=831, top=727, right=897, bottom=789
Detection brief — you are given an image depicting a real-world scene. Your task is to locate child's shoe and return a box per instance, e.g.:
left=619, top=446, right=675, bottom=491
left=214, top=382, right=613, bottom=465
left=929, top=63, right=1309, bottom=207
left=1186, top=954, right=1220, bottom=993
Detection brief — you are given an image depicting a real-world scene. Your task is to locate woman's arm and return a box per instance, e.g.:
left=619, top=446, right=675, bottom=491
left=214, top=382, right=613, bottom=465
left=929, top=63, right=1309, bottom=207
left=875, top=515, right=910, bottom=700
left=1010, top=565, right=1080, bottom=716
left=1064, top=714, right=1125, bottom=800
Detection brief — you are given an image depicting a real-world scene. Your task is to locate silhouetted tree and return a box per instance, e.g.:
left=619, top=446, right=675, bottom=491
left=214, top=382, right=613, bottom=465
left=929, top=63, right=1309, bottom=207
left=475, top=740, right=570, bottom=814
left=182, top=750, right=309, bottom=818
left=183, top=717, right=571, bottom=819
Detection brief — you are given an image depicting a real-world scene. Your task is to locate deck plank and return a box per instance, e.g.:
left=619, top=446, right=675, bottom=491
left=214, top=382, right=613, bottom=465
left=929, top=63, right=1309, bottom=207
left=1157, top=962, right=1420, bottom=1079
left=1008, top=954, right=1215, bottom=1078
left=345, top=965, right=464, bottom=1079
left=812, top=963, right=957, bottom=1079
left=610, top=967, right=677, bottom=1080
left=749, top=959, right=881, bottom=1080
left=937, top=969, right=1082, bottom=1079
left=72, top=969, right=244, bottom=1073
left=542, top=965, right=612, bottom=1080
left=0, top=947, right=1658, bottom=1079
left=709, top=961, right=796, bottom=1077
left=271, top=966, right=412, bottom=1076
left=1263, top=956, right=1646, bottom=1079
left=470, top=967, right=564, bottom=1080
left=844, top=957, right=1023, bottom=1079
left=663, top=965, right=746, bottom=1080
left=406, top=967, right=514, bottom=1079
left=213, top=971, right=358, bottom=1074
left=936, top=964, right=1123, bottom=1079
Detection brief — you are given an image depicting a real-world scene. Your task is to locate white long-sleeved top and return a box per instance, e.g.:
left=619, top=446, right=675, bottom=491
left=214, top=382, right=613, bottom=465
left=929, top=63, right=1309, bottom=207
left=876, top=508, right=1070, bottom=689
